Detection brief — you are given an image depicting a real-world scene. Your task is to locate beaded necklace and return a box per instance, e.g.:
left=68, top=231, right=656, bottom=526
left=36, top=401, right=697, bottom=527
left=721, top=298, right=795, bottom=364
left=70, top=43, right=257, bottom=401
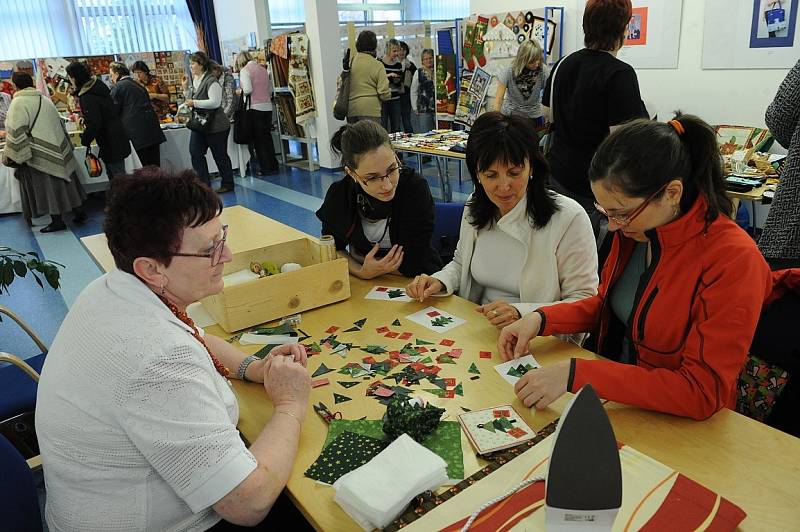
left=158, top=295, right=230, bottom=378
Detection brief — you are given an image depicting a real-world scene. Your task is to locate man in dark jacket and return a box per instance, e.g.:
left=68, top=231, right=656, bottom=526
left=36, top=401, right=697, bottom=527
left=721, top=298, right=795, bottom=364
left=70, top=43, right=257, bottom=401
left=109, top=62, right=165, bottom=167
left=66, top=61, right=131, bottom=181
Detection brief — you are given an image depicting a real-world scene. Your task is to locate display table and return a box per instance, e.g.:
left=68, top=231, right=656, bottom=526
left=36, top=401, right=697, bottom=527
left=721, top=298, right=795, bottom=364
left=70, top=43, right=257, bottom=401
left=0, top=162, right=21, bottom=214
left=390, top=131, right=467, bottom=202
left=81, top=206, right=800, bottom=532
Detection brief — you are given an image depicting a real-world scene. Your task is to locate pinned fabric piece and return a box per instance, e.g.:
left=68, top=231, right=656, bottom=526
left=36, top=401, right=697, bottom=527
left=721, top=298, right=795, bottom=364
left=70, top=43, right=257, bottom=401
left=333, top=433, right=449, bottom=530
left=305, top=431, right=387, bottom=485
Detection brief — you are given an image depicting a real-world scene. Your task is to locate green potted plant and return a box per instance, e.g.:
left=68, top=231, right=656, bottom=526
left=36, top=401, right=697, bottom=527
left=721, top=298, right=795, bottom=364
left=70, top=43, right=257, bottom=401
left=0, top=246, right=62, bottom=298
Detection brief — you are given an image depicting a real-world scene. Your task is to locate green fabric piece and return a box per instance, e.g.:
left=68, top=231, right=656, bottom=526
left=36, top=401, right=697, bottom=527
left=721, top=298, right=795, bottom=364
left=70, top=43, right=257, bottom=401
left=304, top=431, right=386, bottom=484
left=401, top=344, right=422, bottom=356
left=325, top=419, right=465, bottom=479
left=388, top=289, right=405, bottom=299
left=420, top=356, right=433, bottom=364
left=383, top=397, right=445, bottom=442
left=337, top=381, right=361, bottom=388
left=333, top=392, right=352, bottom=404
left=468, top=362, right=481, bottom=374
left=507, top=363, right=535, bottom=378
left=250, top=323, right=296, bottom=336
left=437, top=355, right=456, bottom=364
left=312, top=363, right=334, bottom=378
left=392, top=318, right=402, bottom=326
left=353, top=318, right=367, bottom=327
left=415, top=339, right=434, bottom=345
left=424, top=388, right=446, bottom=397
left=361, top=345, right=388, bottom=354
left=342, top=326, right=360, bottom=332
left=431, top=316, right=454, bottom=327
left=454, top=383, right=464, bottom=396
left=252, top=344, right=281, bottom=359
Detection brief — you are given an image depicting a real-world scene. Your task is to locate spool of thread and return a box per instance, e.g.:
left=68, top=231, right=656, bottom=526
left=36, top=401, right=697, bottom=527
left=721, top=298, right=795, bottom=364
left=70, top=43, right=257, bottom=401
left=281, top=262, right=302, bottom=273
left=319, top=235, right=337, bottom=262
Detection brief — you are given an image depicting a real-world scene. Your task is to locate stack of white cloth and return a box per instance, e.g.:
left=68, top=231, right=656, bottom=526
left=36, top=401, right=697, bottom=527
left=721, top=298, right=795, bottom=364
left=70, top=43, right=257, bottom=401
left=333, top=433, right=448, bottom=530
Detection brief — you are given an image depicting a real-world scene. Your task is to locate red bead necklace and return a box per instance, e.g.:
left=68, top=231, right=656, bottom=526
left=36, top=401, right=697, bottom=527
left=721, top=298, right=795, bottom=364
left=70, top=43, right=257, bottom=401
left=159, top=295, right=230, bottom=378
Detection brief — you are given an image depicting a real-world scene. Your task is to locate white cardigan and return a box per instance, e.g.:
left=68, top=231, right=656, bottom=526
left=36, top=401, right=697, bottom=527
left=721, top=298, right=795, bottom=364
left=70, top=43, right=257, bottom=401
left=432, top=193, right=599, bottom=316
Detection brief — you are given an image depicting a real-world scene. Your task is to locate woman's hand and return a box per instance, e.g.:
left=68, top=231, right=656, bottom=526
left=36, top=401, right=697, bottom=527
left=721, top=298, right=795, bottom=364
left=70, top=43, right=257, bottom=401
left=476, top=301, right=521, bottom=329
left=406, top=274, right=443, bottom=302
left=497, top=311, right=543, bottom=361
left=358, top=243, right=403, bottom=279
left=267, top=342, right=308, bottom=367
left=261, top=355, right=311, bottom=411
left=185, top=99, right=194, bottom=108
left=514, top=360, right=570, bottom=410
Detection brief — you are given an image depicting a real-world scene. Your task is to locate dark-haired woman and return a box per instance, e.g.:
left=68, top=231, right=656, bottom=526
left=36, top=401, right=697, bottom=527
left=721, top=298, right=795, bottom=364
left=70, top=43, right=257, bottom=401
left=67, top=61, right=131, bottom=181
left=542, top=0, right=648, bottom=237
left=109, top=61, right=165, bottom=167
left=37, top=168, right=311, bottom=530
left=131, top=60, right=170, bottom=120
left=498, top=114, right=773, bottom=420
left=347, top=30, right=391, bottom=125
left=316, top=120, right=441, bottom=279
left=407, top=112, right=597, bottom=329
left=182, top=51, right=235, bottom=194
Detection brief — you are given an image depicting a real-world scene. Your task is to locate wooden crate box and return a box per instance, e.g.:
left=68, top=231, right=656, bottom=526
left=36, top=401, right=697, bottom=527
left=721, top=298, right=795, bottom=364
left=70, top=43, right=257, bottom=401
left=202, top=236, right=350, bottom=332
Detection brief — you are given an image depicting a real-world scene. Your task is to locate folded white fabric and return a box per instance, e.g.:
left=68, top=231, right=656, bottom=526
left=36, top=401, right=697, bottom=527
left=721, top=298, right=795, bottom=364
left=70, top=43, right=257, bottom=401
left=222, top=269, right=260, bottom=287
left=333, top=433, right=448, bottom=530
left=238, top=333, right=298, bottom=345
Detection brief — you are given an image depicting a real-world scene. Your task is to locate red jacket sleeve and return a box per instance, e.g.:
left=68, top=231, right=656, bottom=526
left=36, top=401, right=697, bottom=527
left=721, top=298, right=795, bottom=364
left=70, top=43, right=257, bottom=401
left=569, top=246, right=772, bottom=420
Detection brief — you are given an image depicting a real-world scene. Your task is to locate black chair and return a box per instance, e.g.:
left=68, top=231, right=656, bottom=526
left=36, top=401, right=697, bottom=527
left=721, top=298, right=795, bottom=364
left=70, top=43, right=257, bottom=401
left=0, top=305, right=48, bottom=457
left=432, top=202, right=464, bottom=264
left=0, top=433, right=43, bottom=531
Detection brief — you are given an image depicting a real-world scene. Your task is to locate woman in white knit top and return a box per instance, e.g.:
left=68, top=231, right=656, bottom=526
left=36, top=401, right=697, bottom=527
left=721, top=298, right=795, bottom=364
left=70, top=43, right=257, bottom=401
left=407, top=112, right=598, bottom=329
left=36, top=170, right=312, bottom=530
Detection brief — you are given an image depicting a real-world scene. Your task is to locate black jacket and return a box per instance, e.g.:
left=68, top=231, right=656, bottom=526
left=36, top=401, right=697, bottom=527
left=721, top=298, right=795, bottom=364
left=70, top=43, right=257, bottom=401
left=78, top=77, right=131, bottom=162
left=110, top=77, right=166, bottom=151
left=316, top=168, right=442, bottom=277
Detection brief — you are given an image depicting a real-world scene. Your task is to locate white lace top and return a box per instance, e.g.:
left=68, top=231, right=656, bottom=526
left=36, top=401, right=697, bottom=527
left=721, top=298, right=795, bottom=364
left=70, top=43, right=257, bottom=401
left=36, top=269, right=257, bottom=531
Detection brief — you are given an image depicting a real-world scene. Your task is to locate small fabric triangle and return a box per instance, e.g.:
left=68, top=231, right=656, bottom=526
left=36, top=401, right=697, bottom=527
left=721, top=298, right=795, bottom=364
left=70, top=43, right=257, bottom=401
left=342, top=326, right=361, bottom=333
left=415, top=338, right=434, bottom=345
left=454, top=383, right=464, bottom=396
left=468, top=362, right=481, bottom=374
left=392, top=318, right=401, bottom=326
left=334, top=393, right=352, bottom=404
left=353, top=318, right=367, bottom=327
left=312, top=363, right=333, bottom=378
left=337, top=381, right=360, bottom=388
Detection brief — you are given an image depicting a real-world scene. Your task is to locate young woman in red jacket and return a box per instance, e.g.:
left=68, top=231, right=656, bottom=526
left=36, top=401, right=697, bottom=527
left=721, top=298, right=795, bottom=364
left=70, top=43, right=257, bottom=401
left=498, top=113, right=773, bottom=420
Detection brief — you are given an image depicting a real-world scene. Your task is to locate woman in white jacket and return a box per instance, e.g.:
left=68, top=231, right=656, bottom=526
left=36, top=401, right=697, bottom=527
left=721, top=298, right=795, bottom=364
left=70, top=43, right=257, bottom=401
left=407, top=112, right=598, bottom=329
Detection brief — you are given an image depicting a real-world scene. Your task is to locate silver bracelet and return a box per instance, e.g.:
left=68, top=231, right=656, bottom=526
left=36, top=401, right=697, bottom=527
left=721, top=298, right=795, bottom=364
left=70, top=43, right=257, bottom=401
left=236, top=354, right=260, bottom=381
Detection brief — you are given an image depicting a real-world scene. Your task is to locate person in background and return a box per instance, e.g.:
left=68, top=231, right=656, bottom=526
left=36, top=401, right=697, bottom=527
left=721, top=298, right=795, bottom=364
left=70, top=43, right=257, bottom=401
left=758, top=58, right=800, bottom=270
left=36, top=169, right=312, bottom=530
left=410, top=48, right=436, bottom=133
left=13, top=60, right=34, bottom=78
left=397, top=41, right=416, bottom=133
left=347, top=30, right=391, bottom=125
left=109, top=62, right=165, bottom=167
left=380, top=38, right=403, bottom=133
left=67, top=61, right=131, bottom=181
left=0, top=90, right=10, bottom=131
left=130, top=61, right=171, bottom=120
left=406, top=112, right=597, bottom=330
left=498, top=114, right=773, bottom=421
left=182, top=51, right=235, bottom=194
left=3, top=72, right=85, bottom=232
left=210, top=62, right=237, bottom=122
left=542, top=0, right=647, bottom=239
left=316, top=120, right=441, bottom=279
left=235, top=51, right=279, bottom=176
left=493, top=40, right=548, bottom=127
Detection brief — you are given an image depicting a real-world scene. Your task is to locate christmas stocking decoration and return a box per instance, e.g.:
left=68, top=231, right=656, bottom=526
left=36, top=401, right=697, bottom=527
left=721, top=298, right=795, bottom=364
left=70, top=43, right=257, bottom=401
left=463, top=19, right=476, bottom=71
left=473, top=16, right=489, bottom=68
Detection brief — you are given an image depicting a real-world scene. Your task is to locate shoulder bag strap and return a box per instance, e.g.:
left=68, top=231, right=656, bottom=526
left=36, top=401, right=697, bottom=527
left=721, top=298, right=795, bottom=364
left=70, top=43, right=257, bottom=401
left=28, top=95, right=43, bottom=136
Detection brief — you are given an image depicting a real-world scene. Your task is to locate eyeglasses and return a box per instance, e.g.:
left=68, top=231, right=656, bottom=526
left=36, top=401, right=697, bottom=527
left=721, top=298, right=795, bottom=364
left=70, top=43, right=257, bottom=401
left=594, top=183, right=669, bottom=229
left=172, top=225, right=228, bottom=266
left=349, top=158, right=404, bottom=187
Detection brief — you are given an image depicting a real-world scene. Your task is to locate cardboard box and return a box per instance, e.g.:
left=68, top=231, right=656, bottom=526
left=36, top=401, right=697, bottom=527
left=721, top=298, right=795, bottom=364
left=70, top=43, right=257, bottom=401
left=201, top=236, right=350, bottom=332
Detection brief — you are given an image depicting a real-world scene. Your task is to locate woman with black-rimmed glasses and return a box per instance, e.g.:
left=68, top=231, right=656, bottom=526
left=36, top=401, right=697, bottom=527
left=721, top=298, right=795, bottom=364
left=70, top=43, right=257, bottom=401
left=316, top=120, right=442, bottom=279
left=36, top=168, right=313, bottom=530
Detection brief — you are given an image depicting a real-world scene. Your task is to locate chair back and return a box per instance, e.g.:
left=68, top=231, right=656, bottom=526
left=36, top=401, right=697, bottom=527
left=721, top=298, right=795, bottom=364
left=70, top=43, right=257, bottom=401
left=0, top=433, right=43, bottom=531
left=432, top=202, right=465, bottom=264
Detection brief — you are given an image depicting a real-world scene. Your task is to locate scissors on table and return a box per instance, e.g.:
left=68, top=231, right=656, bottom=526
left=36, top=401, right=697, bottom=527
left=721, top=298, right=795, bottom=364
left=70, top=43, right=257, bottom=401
left=313, top=402, right=342, bottom=424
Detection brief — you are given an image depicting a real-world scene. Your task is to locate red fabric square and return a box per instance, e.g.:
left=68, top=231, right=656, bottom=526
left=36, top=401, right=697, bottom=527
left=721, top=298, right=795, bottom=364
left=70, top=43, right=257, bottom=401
left=426, top=310, right=441, bottom=317
left=479, top=351, right=492, bottom=359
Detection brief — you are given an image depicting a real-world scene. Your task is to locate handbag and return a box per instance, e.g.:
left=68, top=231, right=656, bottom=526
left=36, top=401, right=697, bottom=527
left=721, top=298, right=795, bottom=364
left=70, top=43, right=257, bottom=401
left=333, top=54, right=352, bottom=121
left=233, top=93, right=252, bottom=144
left=765, top=1, right=788, bottom=33
left=85, top=151, right=103, bottom=177
left=541, top=57, right=566, bottom=155
left=186, top=107, right=217, bottom=133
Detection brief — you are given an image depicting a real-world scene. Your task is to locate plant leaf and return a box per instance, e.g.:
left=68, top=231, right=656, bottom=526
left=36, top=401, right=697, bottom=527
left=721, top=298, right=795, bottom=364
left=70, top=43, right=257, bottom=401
left=31, top=271, right=44, bottom=289
left=13, top=260, right=27, bottom=277
left=44, top=266, right=61, bottom=289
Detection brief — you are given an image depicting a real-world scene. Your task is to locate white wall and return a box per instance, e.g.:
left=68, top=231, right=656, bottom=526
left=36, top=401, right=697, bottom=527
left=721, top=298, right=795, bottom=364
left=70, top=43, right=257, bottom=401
left=469, top=0, right=791, bottom=127
left=214, top=0, right=259, bottom=43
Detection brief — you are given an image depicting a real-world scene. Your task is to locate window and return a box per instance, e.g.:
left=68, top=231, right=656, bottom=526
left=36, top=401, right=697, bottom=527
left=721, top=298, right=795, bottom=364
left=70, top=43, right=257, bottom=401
left=0, top=0, right=195, bottom=61
left=338, top=0, right=403, bottom=22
